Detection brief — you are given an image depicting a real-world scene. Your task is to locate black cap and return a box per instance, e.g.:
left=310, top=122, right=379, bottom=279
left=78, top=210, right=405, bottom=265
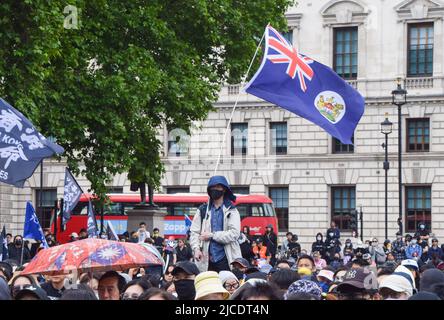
left=172, top=261, right=200, bottom=276
left=15, top=286, right=48, bottom=300
left=230, top=258, right=251, bottom=268
left=336, top=268, right=378, bottom=293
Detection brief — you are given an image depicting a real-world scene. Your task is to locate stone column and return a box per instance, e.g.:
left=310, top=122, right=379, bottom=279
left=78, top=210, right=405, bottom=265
left=126, top=205, right=167, bottom=237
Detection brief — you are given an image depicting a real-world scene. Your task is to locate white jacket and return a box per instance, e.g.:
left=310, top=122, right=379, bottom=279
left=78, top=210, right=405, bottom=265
left=189, top=202, right=242, bottom=272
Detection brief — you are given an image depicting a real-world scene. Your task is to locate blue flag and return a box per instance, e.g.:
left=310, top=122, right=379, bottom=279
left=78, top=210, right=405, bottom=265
left=0, top=225, right=8, bottom=261
left=244, top=25, right=365, bottom=144
left=184, top=214, right=192, bottom=232
left=87, top=200, right=98, bottom=238
left=23, top=202, right=48, bottom=249
left=62, top=168, right=83, bottom=226
left=0, top=98, right=64, bottom=187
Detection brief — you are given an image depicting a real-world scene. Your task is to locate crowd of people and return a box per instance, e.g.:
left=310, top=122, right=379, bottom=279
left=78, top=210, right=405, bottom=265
left=1, top=175, right=444, bottom=300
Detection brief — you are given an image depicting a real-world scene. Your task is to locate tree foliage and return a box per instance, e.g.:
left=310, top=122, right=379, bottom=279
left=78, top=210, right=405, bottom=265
left=0, top=0, right=293, bottom=200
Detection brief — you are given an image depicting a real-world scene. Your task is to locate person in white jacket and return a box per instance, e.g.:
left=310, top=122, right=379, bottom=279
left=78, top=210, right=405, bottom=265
left=189, top=176, right=242, bottom=273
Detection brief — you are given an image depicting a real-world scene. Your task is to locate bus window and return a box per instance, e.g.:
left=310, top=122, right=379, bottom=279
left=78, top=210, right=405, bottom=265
left=251, top=204, right=265, bottom=217
left=170, top=204, right=200, bottom=216
left=236, top=204, right=248, bottom=219
left=103, top=202, right=123, bottom=216
left=264, top=203, right=275, bottom=217
left=72, top=203, right=88, bottom=215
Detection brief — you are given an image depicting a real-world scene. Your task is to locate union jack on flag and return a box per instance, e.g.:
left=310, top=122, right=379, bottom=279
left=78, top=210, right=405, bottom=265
left=244, top=25, right=365, bottom=145
left=266, top=25, right=314, bottom=92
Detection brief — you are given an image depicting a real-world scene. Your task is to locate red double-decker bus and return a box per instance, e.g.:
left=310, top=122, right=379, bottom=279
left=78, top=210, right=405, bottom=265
left=52, top=193, right=278, bottom=244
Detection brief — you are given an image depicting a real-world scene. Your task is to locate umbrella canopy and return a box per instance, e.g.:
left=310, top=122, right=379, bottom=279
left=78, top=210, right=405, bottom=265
left=21, top=238, right=164, bottom=276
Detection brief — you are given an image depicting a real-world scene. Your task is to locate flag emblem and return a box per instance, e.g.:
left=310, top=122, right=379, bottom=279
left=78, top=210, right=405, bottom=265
left=314, top=91, right=346, bottom=124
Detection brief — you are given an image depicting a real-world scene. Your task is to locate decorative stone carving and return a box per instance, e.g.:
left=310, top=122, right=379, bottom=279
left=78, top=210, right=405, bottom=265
left=320, top=0, right=370, bottom=26
left=395, top=0, right=444, bottom=21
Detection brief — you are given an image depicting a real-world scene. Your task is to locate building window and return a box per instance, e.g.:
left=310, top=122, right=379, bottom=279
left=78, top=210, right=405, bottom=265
left=331, top=186, right=355, bottom=231
left=408, top=23, right=433, bottom=77
left=270, top=122, right=288, bottom=155
left=167, top=130, right=189, bottom=157
left=407, top=118, right=430, bottom=152
left=406, top=186, right=431, bottom=232
left=231, top=186, right=250, bottom=195
left=333, top=27, right=358, bottom=80
left=231, top=123, right=248, bottom=156
left=332, top=135, right=354, bottom=154
left=166, top=187, right=190, bottom=194
left=269, top=187, right=289, bottom=232
left=35, top=189, right=57, bottom=229
left=282, top=31, right=293, bottom=45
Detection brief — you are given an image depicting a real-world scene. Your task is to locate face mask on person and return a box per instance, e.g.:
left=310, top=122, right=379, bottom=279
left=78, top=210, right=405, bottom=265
left=334, top=256, right=340, bottom=261
left=317, top=237, right=322, bottom=241
left=208, top=189, right=224, bottom=201
left=346, top=243, right=351, bottom=247
left=174, top=279, right=196, bottom=300
left=14, top=239, right=23, bottom=246
left=411, top=239, right=417, bottom=245
left=420, top=225, right=425, bottom=230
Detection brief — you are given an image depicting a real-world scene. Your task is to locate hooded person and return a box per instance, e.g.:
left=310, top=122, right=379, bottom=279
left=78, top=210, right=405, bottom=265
left=189, top=176, right=242, bottom=273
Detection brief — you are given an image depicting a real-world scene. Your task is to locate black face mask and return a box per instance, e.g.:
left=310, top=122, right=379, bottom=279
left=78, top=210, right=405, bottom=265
left=174, top=279, right=196, bottom=300
left=209, top=189, right=224, bottom=201
left=15, top=239, right=23, bottom=246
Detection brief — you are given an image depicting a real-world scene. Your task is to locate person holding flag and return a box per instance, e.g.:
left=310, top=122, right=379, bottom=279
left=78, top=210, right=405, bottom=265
left=244, top=25, right=365, bottom=145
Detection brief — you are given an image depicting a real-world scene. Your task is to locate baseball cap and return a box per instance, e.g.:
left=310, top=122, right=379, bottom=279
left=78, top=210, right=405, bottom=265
left=172, top=261, right=200, bottom=276
left=15, top=286, right=48, bottom=300
left=318, top=269, right=335, bottom=282
left=401, top=259, right=419, bottom=271
left=230, top=258, right=250, bottom=268
left=336, top=268, right=378, bottom=293
left=380, top=274, right=413, bottom=297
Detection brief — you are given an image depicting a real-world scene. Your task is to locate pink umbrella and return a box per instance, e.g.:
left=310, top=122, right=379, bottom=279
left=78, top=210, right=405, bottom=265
left=21, top=238, right=164, bottom=276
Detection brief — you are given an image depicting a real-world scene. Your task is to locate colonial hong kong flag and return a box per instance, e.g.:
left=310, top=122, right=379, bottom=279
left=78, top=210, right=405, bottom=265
left=244, top=25, right=365, bottom=144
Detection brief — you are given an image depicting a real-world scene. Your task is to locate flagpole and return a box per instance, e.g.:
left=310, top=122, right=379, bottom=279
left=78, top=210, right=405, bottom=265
left=212, top=28, right=266, bottom=176
left=20, top=241, right=24, bottom=266
left=196, top=28, right=267, bottom=255
left=53, top=200, right=58, bottom=243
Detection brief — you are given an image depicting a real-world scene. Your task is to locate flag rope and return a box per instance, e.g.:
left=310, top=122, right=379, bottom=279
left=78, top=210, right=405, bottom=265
left=212, top=28, right=267, bottom=176
left=195, top=28, right=267, bottom=257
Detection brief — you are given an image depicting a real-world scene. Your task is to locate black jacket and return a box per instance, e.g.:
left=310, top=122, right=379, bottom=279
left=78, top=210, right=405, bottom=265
left=8, top=245, right=31, bottom=264
left=264, top=232, right=278, bottom=254
left=176, top=245, right=193, bottom=262
left=311, top=233, right=325, bottom=257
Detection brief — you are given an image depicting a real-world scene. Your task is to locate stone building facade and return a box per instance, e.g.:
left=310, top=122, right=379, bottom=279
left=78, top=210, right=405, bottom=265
left=1, top=0, right=444, bottom=249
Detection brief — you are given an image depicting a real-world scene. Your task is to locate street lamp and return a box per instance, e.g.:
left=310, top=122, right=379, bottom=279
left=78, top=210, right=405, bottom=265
left=380, top=113, right=393, bottom=240
left=391, top=78, right=407, bottom=236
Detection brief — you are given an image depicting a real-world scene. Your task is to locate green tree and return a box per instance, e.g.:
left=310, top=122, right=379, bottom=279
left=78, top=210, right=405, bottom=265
left=0, top=0, right=294, bottom=201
